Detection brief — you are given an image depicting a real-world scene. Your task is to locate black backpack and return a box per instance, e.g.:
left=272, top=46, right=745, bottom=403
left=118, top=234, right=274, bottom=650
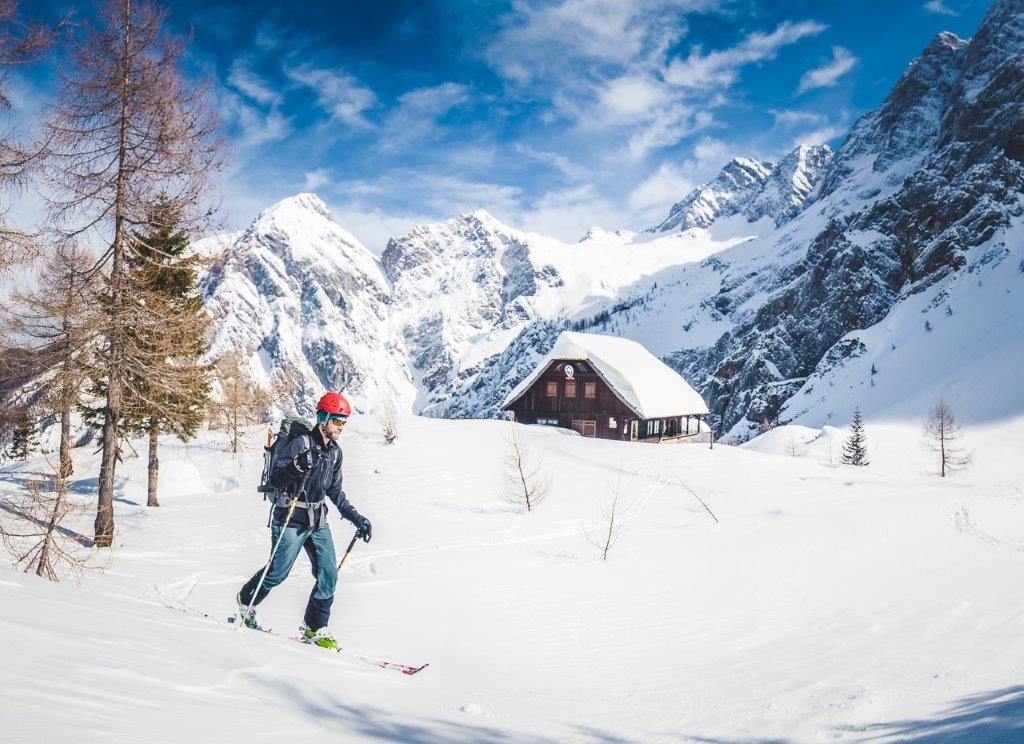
left=257, top=418, right=312, bottom=498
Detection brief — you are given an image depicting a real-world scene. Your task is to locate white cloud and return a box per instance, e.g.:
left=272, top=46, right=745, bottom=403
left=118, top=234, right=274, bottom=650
left=378, top=82, right=470, bottom=151
left=227, top=59, right=280, bottom=106
left=626, top=107, right=713, bottom=160
left=215, top=83, right=292, bottom=154
left=769, top=108, right=826, bottom=125
left=514, top=183, right=634, bottom=241
left=284, top=64, right=377, bottom=129
left=485, top=0, right=705, bottom=85
left=303, top=168, right=331, bottom=191
left=796, top=47, right=857, bottom=95
left=513, top=144, right=588, bottom=180
left=486, top=2, right=827, bottom=160
left=665, top=20, right=827, bottom=88
left=789, top=124, right=846, bottom=149
left=327, top=206, right=433, bottom=254
left=609, top=20, right=824, bottom=158
left=923, top=0, right=958, bottom=15
left=598, top=74, right=671, bottom=119
left=628, top=163, right=695, bottom=214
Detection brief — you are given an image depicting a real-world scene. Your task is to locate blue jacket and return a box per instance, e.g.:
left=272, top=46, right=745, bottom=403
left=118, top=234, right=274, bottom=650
left=269, top=427, right=359, bottom=529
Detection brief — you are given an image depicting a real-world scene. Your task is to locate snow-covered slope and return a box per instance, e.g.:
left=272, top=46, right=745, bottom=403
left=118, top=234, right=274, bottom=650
left=3, top=413, right=1024, bottom=742
left=198, top=194, right=415, bottom=412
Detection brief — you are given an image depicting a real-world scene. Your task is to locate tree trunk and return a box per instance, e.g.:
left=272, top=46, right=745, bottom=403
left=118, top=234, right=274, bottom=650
left=59, top=393, right=73, bottom=480
left=147, top=418, right=159, bottom=507
left=37, top=477, right=65, bottom=578
left=95, top=393, right=119, bottom=546
left=95, top=0, right=132, bottom=548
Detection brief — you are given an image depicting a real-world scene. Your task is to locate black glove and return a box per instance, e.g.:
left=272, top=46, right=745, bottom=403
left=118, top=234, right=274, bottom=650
left=295, top=447, right=321, bottom=473
left=352, top=514, right=372, bottom=543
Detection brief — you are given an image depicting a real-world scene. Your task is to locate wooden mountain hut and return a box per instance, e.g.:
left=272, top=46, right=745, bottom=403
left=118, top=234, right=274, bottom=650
left=501, top=331, right=711, bottom=442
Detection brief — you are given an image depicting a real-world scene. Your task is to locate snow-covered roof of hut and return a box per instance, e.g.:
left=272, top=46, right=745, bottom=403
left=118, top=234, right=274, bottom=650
left=502, top=331, right=709, bottom=419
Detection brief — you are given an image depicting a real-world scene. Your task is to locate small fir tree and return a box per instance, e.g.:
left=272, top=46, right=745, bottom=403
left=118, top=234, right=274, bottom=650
left=5, top=407, right=38, bottom=461
left=840, top=407, right=869, bottom=466
left=121, top=196, right=211, bottom=507
left=924, top=320, right=933, bottom=332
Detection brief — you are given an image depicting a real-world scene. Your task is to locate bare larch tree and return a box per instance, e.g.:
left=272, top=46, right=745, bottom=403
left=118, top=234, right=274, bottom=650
left=7, top=242, right=98, bottom=478
left=586, top=469, right=629, bottom=561
left=0, top=0, right=52, bottom=274
left=40, top=0, right=222, bottom=546
left=502, top=424, right=551, bottom=512
left=0, top=465, right=98, bottom=581
left=207, top=348, right=285, bottom=454
left=923, top=396, right=971, bottom=478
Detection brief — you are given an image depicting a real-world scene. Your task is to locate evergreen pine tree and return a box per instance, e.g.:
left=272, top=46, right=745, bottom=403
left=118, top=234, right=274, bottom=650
left=122, top=196, right=211, bottom=507
left=5, top=407, right=38, bottom=461
left=840, top=406, right=869, bottom=466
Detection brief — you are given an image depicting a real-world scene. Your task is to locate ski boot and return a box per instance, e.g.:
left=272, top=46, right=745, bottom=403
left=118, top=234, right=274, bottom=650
left=235, top=592, right=261, bottom=630
left=300, top=624, right=340, bottom=650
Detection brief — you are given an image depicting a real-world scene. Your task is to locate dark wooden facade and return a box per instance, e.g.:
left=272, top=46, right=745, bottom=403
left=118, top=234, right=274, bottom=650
left=503, top=358, right=707, bottom=442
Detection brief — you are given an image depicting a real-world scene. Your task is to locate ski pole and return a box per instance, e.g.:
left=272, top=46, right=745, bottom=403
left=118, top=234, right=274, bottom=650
left=336, top=532, right=359, bottom=572
left=239, top=471, right=311, bottom=631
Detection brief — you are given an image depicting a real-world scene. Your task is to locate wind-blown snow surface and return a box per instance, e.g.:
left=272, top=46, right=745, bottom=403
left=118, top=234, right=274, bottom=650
left=3, top=416, right=1024, bottom=742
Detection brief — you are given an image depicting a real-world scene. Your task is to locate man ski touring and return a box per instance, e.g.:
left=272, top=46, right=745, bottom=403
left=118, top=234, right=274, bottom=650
left=236, top=391, right=372, bottom=649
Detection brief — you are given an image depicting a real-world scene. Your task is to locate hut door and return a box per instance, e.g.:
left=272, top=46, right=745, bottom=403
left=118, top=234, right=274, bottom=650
left=629, top=420, right=638, bottom=441
left=571, top=419, right=596, bottom=437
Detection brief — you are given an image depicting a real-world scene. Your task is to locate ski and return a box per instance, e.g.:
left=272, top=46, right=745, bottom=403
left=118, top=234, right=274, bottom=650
left=227, top=615, right=428, bottom=675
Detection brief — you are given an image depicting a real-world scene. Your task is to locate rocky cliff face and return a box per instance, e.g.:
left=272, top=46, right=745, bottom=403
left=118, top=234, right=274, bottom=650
left=666, top=0, right=1024, bottom=436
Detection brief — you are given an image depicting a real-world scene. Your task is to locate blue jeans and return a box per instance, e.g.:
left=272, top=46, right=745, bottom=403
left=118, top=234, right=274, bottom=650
left=239, top=520, right=338, bottom=630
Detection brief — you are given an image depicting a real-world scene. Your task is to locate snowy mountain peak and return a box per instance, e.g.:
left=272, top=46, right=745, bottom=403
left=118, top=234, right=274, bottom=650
left=651, top=157, right=775, bottom=233
left=651, top=145, right=833, bottom=234
left=578, top=226, right=634, bottom=243
left=743, top=144, right=833, bottom=226
left=199, top=193, right=412, bottom=415
left=259, top=192, right=334, bottom=221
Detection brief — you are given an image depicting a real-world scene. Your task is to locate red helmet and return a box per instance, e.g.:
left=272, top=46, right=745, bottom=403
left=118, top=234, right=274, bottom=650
left=316, top=391, right=351, bottom=419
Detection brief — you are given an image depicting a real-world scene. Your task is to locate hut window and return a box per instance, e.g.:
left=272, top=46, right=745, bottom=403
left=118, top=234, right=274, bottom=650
left=565, top=380, right=576, bottom=397
left=546, top=381, right=557, bottom=397
left=537, top=418, right=559, bottom=426
left=584, top=381, right=596, bottom=398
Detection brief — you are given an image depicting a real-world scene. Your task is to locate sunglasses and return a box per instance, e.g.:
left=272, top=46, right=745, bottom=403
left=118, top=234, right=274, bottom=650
left=327, top=415, right=348, bottom=424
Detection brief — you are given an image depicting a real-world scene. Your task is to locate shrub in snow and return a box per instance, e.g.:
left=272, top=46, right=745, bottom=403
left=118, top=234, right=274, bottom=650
left=925, top=320, right=933, bottom=332
left=379, top=399, right=399, bottom=445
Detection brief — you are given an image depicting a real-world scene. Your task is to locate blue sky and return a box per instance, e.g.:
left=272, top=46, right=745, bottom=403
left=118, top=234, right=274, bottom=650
left=18, top=0, right=991, bottom=250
